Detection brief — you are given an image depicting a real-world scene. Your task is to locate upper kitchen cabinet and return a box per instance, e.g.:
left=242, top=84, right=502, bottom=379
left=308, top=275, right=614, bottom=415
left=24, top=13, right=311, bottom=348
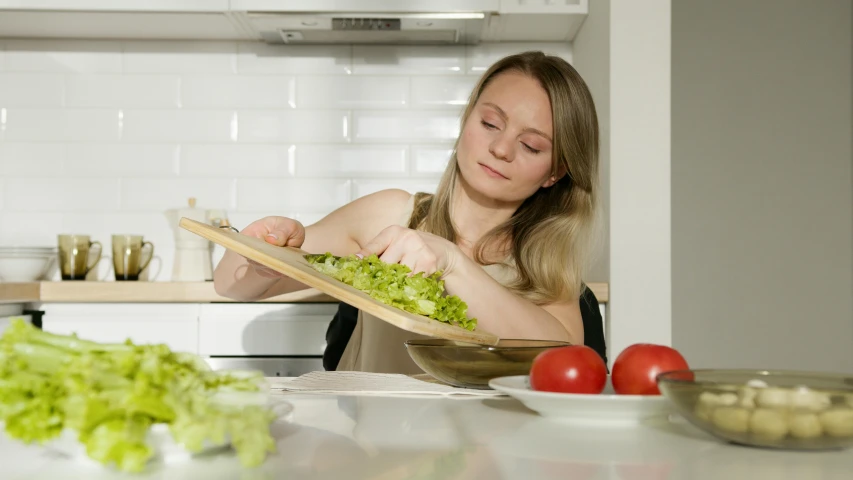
left=0, top=0, right=246, bottom=41
left=486, top=0, right=589, bottom=41
left=0, top=0, right=588, bottom=43
left=0, top=0, right=229, bottom=11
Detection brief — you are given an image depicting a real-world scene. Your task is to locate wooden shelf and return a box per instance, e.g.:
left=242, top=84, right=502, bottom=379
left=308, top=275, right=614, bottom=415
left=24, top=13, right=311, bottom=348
left=0, top=282, right=335, bottom=304
left=588, top=283, right=608, bottom=303
left=1, top=281, right=608, bottom=304
left=0, top=283, right=42, bottom=304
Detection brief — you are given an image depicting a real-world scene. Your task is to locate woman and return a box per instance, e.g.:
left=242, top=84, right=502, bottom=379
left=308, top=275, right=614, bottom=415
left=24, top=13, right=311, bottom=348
left=213, top=51, right=600, bottom=374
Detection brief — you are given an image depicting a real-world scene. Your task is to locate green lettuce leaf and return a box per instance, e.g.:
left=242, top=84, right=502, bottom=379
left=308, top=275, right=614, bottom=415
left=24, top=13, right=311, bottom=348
left=304, top=252, right=477, bottom=330
left=84, top=416, right=154, bottom=473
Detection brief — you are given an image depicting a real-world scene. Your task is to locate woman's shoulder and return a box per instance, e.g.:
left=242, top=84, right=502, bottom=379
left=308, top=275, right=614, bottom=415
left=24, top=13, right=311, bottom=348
left=355, top=188, right=414, bottom=216
left=376, top=188, right=415, bottom=204
left=343, top=189, right=415, bottom=245
left=303, top=189, right=414, bottom=255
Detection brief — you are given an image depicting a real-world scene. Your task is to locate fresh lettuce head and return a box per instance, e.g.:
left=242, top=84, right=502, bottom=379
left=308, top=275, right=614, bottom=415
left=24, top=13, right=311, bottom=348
left=0, top=318, right=277, bottom=473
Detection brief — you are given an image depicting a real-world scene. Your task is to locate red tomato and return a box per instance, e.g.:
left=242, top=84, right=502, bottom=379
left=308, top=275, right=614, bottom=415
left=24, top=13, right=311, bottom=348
left=529, top=345, right=607, bottom=394
left=611, top=343, right=689, bottom=395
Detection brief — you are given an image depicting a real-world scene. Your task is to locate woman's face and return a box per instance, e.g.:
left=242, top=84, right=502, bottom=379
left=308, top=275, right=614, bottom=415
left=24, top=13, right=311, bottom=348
left=456, top=71, right=556, bottom=205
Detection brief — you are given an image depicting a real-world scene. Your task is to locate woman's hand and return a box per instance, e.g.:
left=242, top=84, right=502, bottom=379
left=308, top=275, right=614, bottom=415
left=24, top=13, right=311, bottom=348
left=240, top=216, right=305, bottom=278
left=356, top=226, right=462, bottom=277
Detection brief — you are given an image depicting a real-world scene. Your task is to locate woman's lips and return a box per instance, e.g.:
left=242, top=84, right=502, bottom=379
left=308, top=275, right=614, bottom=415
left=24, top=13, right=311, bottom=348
left=479, top=163, right=508, bottom=179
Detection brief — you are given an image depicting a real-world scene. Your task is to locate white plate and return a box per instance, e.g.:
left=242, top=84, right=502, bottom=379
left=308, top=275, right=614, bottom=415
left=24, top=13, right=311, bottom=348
left=488, top=375, right=673, bottom=425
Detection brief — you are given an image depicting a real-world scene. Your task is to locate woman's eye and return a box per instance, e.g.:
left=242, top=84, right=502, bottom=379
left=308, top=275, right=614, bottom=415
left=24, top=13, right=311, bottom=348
left=481, top=120, right=498, bottom=130
left=522, top=143, right=541, bottom=154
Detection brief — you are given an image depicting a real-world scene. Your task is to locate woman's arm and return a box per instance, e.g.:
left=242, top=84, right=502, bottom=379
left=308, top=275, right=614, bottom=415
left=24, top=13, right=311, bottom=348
left=446, top=256, right=583, bottom=343
left=213, top=189, right=414, bottom=301
left=356, top=226, right=583, bottom=344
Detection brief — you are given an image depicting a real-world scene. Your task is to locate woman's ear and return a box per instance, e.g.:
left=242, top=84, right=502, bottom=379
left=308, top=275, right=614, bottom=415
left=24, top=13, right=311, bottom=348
left=542, top=166, right=567, bottom=188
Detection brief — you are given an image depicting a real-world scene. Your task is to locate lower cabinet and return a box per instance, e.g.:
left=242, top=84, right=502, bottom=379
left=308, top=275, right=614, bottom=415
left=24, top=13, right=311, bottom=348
left=37, top=302, right=339, bottom=377
left=40, top=303, right=200, bottom=354
left=198, top=303, right=336, bottom=356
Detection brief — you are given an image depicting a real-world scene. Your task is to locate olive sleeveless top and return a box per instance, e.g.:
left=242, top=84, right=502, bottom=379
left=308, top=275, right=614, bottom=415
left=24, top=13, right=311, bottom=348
left=335, top=194, right=518, bottom=374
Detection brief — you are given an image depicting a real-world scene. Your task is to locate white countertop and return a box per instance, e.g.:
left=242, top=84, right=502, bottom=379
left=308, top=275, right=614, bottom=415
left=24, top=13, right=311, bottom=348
left=2, top=391, right=852, bottom=480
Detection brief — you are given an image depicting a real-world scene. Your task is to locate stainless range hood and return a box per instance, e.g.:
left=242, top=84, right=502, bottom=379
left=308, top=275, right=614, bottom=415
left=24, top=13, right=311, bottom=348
left=0, top=0, right=589, bottom=44
left=237, top=0, right=589, bottom=45
left=247, top=12, right=486, bottom=45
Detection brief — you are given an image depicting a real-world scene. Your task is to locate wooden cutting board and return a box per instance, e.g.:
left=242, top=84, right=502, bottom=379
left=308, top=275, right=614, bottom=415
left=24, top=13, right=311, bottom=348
left=179, top=218, right=499, bottom=346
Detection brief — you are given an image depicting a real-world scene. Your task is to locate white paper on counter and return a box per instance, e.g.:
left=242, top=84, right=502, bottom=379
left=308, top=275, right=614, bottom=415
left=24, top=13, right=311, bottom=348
left=267, top=371, right=507, bottom=398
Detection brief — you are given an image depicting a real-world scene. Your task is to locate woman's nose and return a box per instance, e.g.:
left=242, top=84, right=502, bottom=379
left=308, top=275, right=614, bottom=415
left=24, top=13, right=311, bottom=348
left=489, top=135, right=514, bottom=162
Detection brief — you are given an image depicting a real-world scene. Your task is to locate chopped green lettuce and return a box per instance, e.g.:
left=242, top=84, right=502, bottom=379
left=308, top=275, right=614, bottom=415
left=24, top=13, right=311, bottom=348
left=0, top=318, right=276, bottom=473
left=304, top=252, right=477, bottom=330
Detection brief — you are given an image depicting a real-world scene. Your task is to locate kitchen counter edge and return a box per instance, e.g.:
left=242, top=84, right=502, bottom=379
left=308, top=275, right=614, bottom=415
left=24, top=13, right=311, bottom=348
left=0, top=281, right=609, bottom=304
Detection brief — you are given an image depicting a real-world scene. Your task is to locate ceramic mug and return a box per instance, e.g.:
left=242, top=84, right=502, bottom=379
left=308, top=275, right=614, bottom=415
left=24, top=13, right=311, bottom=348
left=112, top=235, right=154, bottom=281
left=57, top=234, right=102, bottom=281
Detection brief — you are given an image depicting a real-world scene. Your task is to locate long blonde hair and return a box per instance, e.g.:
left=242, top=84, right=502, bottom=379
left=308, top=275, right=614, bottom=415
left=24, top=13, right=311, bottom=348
left=408, top=51, right=600, bottom=304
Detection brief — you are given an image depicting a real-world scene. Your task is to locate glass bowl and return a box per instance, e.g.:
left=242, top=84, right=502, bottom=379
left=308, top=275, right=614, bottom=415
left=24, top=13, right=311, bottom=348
left=404, top=338, right=570, bottom=389
left=657, top=369, right=853, bottom=450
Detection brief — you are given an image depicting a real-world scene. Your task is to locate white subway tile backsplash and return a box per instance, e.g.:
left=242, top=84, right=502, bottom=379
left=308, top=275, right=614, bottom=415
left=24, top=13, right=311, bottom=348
left=62, top=212, right=174, bottom=247
left=181, top=144, right=293, bottom=177
left=181, top=75, right=295, bottom=108
left=412, top=146, right=453, bottom=174
left=4, top=177, right=120, bottom=212
left=0, top=74, right=64, bottom=107
left=122, top=41, right=236, bottom=74
left=352, top=46, right=464, bottom=75
left=352, top=179, right=439, bottom=199
left=121, top=178, right=235, bottom=211
left=65, top=75, right=180, bottom=108
left=411, top=76, right=477, bottom=108
left=3, top=108, right=121, bottom=142
left=122, top=110, right=236, bottom=142
left=466, top=42, right=573, bottom=74
left=99, top=213, right=174, bottom=243
left=11, top=110, right=79, bottom=142
left=0, top=212, right=65, bottom=247
left=214, top=211, right=334, bottom=230
left=0, top=40, right=574, bottom=256
left=296, top=76, right=407, bottom=109
left=353, top=111, right=459, bottom=142
left=0, top=143, right=176, bottom=177
left=226, top=211, right=299, bottom=231
left=57, top=212, right=109, bottom=240
left=236, top=43, right=352, bottom=75
left=3, top=40, right=122, bottom=73
left=236, top=179, right=350, bottom=212
left=295, top=145, right=407, bottom=177
left=64, top=144, right=178, bottom=177
left=0, top=143, right=65, bottom=176
left=238, top=110, right=349, bottom=143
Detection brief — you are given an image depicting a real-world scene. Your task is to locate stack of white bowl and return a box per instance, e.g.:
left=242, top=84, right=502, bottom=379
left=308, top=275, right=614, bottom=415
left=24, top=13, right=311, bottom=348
left=0, top=246, right=58, bottom=282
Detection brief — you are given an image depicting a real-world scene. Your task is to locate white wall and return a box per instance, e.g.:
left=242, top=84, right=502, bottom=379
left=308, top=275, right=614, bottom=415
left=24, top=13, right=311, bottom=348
left=0, top=40, right=573, bottom=281
left=671, top=0, right=853, bottom=372
left=572, top=0, right=610, bottom=287
left=603, top=0, right=672, bottom=360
